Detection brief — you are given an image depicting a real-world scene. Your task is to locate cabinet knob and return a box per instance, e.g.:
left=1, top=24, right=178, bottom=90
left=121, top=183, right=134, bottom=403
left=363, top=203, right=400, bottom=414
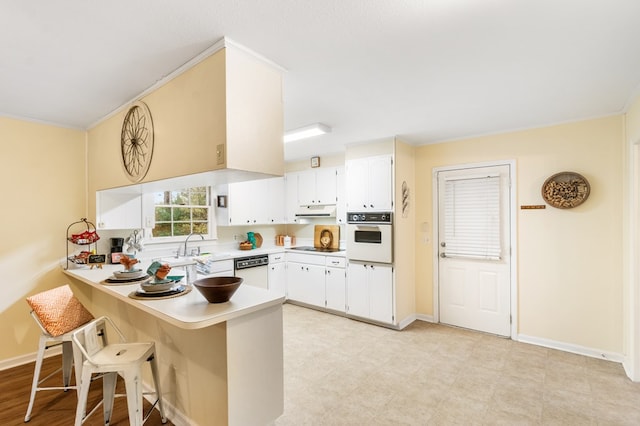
left=370, top=204, right=374, bottom=208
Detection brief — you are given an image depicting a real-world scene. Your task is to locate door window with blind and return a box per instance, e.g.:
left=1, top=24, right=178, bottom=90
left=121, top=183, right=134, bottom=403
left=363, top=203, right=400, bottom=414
left=442, top=175, right=502, bottom=260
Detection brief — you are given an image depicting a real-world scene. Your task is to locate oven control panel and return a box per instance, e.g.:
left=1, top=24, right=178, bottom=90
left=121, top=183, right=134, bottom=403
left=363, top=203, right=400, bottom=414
left=347, top=212, right=392, bottom=224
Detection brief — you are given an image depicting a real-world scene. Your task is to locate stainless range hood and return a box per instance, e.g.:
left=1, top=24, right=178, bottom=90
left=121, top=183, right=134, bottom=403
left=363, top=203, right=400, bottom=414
left=295, top=205, right=336, bottom=218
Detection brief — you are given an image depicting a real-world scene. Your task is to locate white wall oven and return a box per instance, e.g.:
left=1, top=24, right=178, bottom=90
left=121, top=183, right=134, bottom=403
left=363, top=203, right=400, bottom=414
left=346, top=212, right=393, bottom=263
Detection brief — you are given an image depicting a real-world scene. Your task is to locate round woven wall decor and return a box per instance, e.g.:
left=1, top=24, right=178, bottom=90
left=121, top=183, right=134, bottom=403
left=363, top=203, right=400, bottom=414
left=541, top=171, right=590, bottom=209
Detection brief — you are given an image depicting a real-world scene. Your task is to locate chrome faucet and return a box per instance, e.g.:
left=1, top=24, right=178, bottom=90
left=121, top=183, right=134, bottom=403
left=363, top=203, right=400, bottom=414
left=179, top=233, right=205, bottom=257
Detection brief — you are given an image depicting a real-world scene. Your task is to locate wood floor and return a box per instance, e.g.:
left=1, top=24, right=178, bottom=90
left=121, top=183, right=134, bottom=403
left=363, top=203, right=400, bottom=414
left=0, top=354, right=172, bottom=426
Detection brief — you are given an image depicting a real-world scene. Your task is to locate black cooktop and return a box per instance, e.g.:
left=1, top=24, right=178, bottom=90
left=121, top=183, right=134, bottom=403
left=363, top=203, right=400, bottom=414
left=289, top=246, right=344, bottom=253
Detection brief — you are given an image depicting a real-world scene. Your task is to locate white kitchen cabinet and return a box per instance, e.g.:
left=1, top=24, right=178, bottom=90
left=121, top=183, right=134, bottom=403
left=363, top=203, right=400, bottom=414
left=284, top=172, right=301, bottom=223
left=266, top=177, right=285, bottom=224
left=346, top=155, right=393, bottom=212
left=325, top=256, right=346, bottom=312
left=96, top=189, right=142, bottom=230
left=268, top=252, right=286, bottom=297
left=297, top=167, right=337, bottom=206
left=346, top=261, right=394, bottom=324
left=336, top=166, right=347, bottom=224
left=286, top=261, right=326, bottom=307
left=286, top=253, right=346, bottom=311
left=219, top=177, right=284, bottom=226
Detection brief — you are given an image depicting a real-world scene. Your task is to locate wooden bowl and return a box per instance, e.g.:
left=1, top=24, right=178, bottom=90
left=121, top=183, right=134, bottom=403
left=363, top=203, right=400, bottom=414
left=193, top=276, right=243, bottom=303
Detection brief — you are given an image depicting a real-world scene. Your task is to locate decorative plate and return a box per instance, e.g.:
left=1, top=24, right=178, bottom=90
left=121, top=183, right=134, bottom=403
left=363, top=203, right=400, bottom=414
left=541, top=171, right=590, bottom=209
left=121, top=101, right=154, bottom=182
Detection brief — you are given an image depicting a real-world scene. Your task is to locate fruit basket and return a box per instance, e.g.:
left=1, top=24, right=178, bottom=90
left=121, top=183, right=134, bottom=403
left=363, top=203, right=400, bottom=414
left=66, top=218, right=100, bottom=269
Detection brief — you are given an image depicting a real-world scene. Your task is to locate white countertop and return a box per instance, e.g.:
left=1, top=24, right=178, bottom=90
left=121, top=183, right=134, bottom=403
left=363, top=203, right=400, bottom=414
left=187, top=246, right=347, bottom=260
left=63, top=264, right=284, bottom=330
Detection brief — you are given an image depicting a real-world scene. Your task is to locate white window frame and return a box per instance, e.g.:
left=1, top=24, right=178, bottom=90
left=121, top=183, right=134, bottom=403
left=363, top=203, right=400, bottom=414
left=146, top=186, right=215, bottom=243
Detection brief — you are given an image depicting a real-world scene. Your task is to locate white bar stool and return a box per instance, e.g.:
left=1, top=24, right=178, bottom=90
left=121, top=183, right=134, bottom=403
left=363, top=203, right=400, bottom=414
left=72, top=316, right=167, bottom=426
left=24, top=285, right=95, bottom=423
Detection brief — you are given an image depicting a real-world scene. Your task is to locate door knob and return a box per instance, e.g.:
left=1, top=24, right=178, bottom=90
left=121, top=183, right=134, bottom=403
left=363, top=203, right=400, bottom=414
left=440, top=253, right=447, bottom=258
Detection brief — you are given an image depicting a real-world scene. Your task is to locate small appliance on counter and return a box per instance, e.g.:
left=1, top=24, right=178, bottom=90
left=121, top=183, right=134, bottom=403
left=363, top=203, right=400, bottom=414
left=109, top=237, right=124, bottom=263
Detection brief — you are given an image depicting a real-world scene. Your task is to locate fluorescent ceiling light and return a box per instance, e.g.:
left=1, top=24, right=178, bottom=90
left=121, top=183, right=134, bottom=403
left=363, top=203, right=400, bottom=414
left=284, top=123, right=331, bottom=143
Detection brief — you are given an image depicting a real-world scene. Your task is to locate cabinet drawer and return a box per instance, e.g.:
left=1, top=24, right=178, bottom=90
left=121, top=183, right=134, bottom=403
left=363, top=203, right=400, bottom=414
left=269, top=252, right=286, bottom=263
left=286, top=252, right=325, bottom=266
left=325, top=256, right=346, bottom=268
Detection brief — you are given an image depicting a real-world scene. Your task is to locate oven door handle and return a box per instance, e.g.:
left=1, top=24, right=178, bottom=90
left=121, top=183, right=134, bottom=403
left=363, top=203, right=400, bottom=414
left=353, top=225, right=382, bottom=231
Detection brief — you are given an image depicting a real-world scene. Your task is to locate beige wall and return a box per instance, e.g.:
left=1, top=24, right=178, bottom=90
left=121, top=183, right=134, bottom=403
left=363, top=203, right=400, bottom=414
left=394, top=139, right=416, bottom=325
left=415, top=116, right=624, bottom=353
left=0, top=117, right=87, bottom=361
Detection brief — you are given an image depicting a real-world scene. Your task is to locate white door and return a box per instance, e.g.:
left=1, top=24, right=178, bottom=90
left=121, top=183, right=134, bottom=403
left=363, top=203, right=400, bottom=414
left=437, top=165, right=511, bottom=337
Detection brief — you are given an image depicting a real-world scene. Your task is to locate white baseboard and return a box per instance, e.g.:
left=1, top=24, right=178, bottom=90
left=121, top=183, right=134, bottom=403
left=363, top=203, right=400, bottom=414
left=517, top=333, right=624, bottom=363
left=415, top=313, right=435, bottom=323
left=0, top=346, right=62, bottom=371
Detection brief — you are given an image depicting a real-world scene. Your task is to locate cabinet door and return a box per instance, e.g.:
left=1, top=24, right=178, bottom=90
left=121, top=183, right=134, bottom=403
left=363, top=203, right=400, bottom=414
left=297, top=171, right=317, bottom=205
left=268, top=261, right=286, bottom=297
left=336, top=166, right=346, bottom=224
left=96, top=191, right=142, bottom=230
left=228, top=180, right=253, bottom=225
left=325, top=266, right=346, bottom=312
left=346, top=262, right=369, bottom=317
left=286, top=262, right=325, bottom=307
left=368, top=263, right=394, bottom=324
left=315, top=167, right=337, bottom=205
left=368, top=155, right=393, bottom=211
left=346, top=159, right=369, bottom=211
left=266, top=177, right=285, bottom=224
left=286, top=261, right=307, bottom=302
left=284, top=172, right=300, bottom=223
left=229, top=180, right=269, bottom=225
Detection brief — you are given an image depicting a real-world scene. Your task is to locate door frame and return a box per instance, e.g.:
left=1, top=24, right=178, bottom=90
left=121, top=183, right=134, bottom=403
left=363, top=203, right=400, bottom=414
left=432, top=160, right=518, bottom=338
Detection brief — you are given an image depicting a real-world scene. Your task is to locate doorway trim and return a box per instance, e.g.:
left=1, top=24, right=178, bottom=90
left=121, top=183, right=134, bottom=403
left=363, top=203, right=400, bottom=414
left=624, top=139, right=640, bottom=381
left=432, top=159, right=518, bottom=338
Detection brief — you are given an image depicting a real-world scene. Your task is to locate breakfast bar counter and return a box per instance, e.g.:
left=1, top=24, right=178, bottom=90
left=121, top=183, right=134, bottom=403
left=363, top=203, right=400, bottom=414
left=64, top=265, right=284, bottom=426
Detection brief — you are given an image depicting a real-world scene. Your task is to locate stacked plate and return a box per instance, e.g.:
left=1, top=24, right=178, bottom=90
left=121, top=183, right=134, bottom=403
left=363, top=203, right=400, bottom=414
left=140, top=279, right=176, bottom=293
left=113, top=269, right=147, bottom=280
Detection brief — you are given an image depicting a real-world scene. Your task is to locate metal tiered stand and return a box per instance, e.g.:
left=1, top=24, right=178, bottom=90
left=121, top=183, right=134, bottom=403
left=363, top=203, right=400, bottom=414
left=65, top=218, right=100, bottom=270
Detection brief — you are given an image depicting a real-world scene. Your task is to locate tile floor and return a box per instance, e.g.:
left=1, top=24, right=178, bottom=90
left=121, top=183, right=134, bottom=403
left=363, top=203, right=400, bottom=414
left=275, top=303, right=640, bottom=425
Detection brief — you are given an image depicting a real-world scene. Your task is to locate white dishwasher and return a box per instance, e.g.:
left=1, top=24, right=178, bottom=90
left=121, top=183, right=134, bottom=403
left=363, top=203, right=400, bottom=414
left=234, top=254, right=269, bottom=289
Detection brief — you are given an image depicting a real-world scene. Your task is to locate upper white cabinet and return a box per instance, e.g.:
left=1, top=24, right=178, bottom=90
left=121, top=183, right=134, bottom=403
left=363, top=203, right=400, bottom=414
left=346, top=155, right=393, bottom=212
left=266, top=177, right=285, bottom=224
left=96, top=189, right=142, bottom=230
left=336, top=166, right=346, bottom=224
left=218, top=177, right=285, bottom=226
left=284, top=172, right=301, bottom=224
left=297, top=167, right=338, bottom=206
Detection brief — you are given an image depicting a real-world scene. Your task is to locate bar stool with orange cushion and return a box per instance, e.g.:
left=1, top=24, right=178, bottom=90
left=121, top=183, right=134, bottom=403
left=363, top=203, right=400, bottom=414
left=24, top=284, right=94, bottom=422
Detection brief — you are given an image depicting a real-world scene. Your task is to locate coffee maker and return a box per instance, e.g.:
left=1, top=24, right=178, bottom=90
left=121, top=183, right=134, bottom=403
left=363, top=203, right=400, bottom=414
left=109, top=238, right=124, bottom=263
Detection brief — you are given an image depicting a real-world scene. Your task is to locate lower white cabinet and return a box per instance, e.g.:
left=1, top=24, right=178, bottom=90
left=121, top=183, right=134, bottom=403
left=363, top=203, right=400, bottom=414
left=324, top=257, right=346, bottom=312
left=268, top=252, right=286, bottom=297
left=286, top=253, right=346, bottom=312
left=346, top=261, right=393, bottom=324
left=287, top=261, right=325, bottom=307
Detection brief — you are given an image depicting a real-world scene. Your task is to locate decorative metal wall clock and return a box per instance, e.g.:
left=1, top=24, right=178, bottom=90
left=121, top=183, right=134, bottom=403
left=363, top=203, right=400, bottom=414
left=541, top=171, right=590, bottom=209
left=121, top=101, right=154, bottom=182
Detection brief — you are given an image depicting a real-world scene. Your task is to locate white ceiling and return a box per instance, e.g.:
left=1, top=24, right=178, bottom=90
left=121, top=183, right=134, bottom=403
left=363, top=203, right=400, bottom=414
left=2, top=1, right=640, bottom=162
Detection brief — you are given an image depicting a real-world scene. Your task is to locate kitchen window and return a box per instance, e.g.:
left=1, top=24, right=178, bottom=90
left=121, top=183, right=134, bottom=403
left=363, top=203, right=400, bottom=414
left=151, top=186, right=212, bottom=239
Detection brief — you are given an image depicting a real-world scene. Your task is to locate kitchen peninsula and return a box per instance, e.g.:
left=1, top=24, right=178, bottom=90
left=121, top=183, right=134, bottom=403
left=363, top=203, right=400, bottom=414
left=64, top=264, right=284, bottom=426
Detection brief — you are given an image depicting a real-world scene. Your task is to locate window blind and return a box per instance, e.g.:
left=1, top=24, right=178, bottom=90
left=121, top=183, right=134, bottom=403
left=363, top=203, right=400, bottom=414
left=443, top=175, right=501, bottom=260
